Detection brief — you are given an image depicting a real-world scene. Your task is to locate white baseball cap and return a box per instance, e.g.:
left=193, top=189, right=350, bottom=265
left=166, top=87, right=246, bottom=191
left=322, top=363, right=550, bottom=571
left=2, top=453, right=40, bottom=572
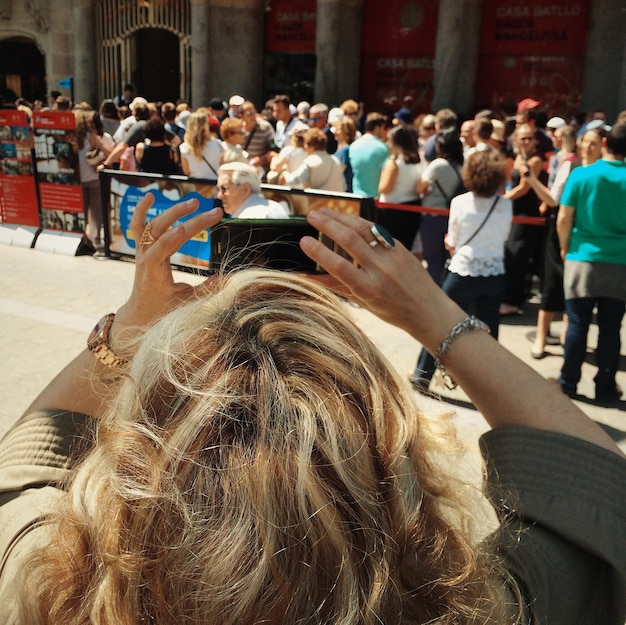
left=328, top=107, right=345, bottom=124
left=129, top=96, right=148, bottom=112
left=546, top=116, right=566, bottom=129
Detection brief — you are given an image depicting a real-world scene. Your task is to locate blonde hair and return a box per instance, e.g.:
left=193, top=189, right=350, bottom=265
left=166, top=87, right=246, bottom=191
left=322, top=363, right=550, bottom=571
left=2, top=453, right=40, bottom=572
left=184, top=111, right=210, bottom=159
left=20, top=271, right=515, bottom=625
left=340, top=99, right=359, bottom=115
left=335, top=117, right=358, bottom=144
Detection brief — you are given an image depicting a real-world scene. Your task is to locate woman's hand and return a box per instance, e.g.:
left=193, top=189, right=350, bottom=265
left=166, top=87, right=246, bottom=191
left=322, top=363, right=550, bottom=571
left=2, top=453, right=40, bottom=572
left=416, top=177, right=430, bottom=195
left=24, top=193, right=223, bottom=418
left=444, top=232, right=455, bottom=254
left=114, top=193, right=223, bottom=335
left=301, top=208, right=624, bottom=457
left=300, top=208, right=465, bottom=354
left=518, top=160, right=530, bottom=178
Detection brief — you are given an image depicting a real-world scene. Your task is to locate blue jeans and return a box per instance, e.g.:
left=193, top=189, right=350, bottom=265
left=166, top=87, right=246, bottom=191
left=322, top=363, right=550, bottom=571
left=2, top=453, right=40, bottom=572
left=559, top=297, right=625, bottom=394
left=413, top=272, right=505, bottom=384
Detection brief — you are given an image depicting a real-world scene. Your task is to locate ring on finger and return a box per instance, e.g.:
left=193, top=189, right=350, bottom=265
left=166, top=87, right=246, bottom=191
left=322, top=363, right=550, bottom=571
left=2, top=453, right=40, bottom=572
left=139, top=220, right=156, bottom=251
left=370, top=224, right=395, bottom=249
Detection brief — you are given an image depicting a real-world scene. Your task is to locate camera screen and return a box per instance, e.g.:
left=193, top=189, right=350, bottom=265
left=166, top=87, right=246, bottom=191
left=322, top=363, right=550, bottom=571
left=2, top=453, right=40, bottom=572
left=209, top=218, right=342, bottom=273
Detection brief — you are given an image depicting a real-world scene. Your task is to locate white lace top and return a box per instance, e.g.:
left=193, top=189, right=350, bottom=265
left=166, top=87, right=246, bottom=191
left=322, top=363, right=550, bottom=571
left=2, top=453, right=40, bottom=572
left=446, top=192, right=513, bottom=277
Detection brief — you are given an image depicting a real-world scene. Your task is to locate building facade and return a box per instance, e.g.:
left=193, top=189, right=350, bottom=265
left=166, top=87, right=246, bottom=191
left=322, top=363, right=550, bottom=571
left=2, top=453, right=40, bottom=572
left=1, top=0, right=625, bottom=121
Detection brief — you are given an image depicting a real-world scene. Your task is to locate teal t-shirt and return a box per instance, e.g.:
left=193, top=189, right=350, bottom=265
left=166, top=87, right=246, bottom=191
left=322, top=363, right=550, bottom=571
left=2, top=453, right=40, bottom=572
left=348, top=134, right=389, bottom=197
left=560, top=159, right=626, bottom=265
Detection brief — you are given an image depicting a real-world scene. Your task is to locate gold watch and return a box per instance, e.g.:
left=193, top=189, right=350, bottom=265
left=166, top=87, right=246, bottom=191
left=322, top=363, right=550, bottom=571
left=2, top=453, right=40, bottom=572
left=87, top=313, right=128, bottom=369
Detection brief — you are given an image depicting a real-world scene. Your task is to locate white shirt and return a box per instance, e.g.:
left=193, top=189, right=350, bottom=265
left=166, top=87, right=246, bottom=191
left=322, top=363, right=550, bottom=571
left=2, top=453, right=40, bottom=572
left=231, top=194, right=290, bottom=219
left=180, top=140, right=224, bottom=179
left=274, top=117, right=308, bottom=150
left=113, top=115, right=136, bottom=143
left=446, top=192, right=512, bottom=277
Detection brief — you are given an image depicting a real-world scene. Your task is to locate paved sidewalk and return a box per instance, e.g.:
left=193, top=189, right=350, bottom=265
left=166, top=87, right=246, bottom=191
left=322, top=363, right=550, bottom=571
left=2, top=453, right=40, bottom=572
left=1, top=243, right=625, bottom=454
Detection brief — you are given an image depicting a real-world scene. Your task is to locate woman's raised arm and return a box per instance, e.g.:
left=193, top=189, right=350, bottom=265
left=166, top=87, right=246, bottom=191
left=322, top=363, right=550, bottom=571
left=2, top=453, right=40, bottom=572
left=24, top=194, right=223, bottom=419
left=300, top=208, right=623, bottom=457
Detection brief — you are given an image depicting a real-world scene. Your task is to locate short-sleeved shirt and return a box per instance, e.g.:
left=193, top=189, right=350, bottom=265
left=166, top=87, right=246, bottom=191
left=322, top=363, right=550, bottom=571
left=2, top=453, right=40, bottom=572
left=348, top=134, right=389, bottom=197
left=560, top=158, right=626, bottom=265
left=244, top=118, right=275, bottom=158
left=420, top=158, right=463, bottom=209
left=123, top=120, right=147, bottom=147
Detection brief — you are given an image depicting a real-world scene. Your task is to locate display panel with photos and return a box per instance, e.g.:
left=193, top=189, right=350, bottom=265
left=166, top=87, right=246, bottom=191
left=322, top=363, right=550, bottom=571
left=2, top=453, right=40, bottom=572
left=100, top=170, right=374, bottom=274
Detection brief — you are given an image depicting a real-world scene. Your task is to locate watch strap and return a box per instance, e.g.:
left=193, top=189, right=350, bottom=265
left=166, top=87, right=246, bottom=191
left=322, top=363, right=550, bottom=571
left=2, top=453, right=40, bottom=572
left=87, top=313, right=128, bottom=370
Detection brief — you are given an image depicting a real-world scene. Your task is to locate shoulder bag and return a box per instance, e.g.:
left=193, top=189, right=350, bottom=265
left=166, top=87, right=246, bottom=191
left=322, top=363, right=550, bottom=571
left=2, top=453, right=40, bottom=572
left=201, top=155, right=219, bottom=178
left=453, top=195, right=500, bottom=252
left=434, top=161, right=465, bottom=208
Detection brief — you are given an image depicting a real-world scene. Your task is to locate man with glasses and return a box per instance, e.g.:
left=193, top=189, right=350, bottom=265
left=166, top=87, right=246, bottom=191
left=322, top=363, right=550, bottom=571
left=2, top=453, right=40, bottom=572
left=308, top=103, right=337, bottom=154
left=515, top=98, right=553, bottom=163
left=216, top=162, right=289, bottom=219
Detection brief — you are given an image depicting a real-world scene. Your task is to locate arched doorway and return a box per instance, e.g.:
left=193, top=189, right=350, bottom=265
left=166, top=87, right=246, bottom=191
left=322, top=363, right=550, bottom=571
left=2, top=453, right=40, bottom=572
left=0, top=37, right=46, bottom=107
left=96, top=0, right=190, bottom=103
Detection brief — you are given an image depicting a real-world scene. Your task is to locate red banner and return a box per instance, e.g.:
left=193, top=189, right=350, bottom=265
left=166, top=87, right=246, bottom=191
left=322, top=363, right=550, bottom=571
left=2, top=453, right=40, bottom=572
left=0, top=109, right=39, bottom=228
left=480, top=0, right=590, bottom=56
left=32, top=111, right=85, bottom=234
left=359, top=0, right=438, bottom=114
left=361, top=0, right=438, bottom=55
left=265, top=0, right=317, bottom=53
left=475, top=0, right=591, bottom=117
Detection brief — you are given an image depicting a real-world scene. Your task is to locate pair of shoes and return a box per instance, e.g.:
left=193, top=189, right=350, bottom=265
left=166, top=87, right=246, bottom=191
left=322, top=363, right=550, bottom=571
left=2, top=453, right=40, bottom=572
left=408, top=375, right=430, bottom=394
left=499, top=304, right=520, bottom=316
left=595, top=384, right=623, bottom=404
left=531, top=350, right=547, bottom=360
left=547, top=377, right=577, bottom=398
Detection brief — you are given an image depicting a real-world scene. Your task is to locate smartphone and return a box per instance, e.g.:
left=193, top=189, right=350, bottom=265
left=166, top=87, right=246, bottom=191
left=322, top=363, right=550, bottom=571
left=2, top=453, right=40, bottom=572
left=209, top=218, right=346, bottom=273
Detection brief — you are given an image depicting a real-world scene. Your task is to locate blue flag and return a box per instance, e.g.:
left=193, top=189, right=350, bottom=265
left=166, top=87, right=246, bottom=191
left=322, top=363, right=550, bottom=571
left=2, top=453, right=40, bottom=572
left=57, top=77, right=73, bottom=90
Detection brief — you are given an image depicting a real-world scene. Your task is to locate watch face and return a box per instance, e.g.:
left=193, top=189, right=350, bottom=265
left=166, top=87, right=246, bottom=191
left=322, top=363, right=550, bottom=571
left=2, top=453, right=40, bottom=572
left=88, top=318, right=105, bottom=343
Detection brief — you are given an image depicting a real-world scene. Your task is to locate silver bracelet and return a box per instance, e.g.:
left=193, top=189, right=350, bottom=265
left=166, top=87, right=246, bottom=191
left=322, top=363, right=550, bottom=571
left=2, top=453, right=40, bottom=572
left=434, top=316, right=490, bottom=390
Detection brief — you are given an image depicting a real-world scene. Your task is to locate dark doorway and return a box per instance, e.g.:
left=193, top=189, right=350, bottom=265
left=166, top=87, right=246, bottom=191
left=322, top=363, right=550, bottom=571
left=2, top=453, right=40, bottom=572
left=131, top=28, right=180, bottom=103
left=264, top=52, right=316, bottom=104
left=0, top=37, right=46, bottom=107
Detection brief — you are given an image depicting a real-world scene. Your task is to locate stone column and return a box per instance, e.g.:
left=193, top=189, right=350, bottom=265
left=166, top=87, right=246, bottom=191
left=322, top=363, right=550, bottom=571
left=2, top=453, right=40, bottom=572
left=202, top=0, right=265, bottom=106
left=314, top=0, right=363, bottom=106
left=431, top=0, right=483, bottom=117
left=190, top=0, right=211, bottom=107
left=580, top=0, right=626, bottom=123
left=72, top=0, right=97, bottom=106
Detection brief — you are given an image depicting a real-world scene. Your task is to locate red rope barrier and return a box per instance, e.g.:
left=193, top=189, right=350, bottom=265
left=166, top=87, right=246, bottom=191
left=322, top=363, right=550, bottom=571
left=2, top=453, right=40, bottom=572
left=375, top=201, right=547, bottom=227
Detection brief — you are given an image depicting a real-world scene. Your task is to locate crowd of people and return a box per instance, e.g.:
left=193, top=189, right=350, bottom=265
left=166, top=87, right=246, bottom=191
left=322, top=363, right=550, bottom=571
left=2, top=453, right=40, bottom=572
left=12, top=89, right=626, bottom=404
